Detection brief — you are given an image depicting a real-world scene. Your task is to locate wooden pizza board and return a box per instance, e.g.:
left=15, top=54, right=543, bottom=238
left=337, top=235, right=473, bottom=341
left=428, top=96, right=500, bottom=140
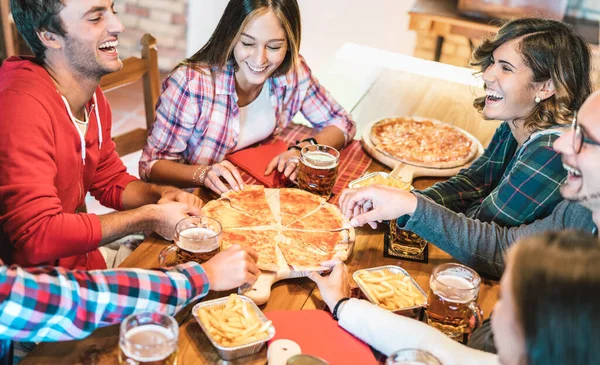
left=238, top=189, right=356, bottom=305
left=361, top=118, right=484, bottom=182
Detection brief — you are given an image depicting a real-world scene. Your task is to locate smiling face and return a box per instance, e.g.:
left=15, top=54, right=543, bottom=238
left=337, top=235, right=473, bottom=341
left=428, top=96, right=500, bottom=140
left=232, top=10, right=288, bottom=91
left=491, top=250, right=526, bottom=365
left=482, top=38, right=549, bottom=123
left=55, top=0, right=124, bottom=79
left=553, top=91, right=600, bottom=212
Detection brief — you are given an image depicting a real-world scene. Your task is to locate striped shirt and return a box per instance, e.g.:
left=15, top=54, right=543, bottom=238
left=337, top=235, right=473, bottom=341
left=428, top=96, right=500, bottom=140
left=0, top=261, right=209, bottom=357
left=139, top=56, right=356, bottom=181
left=419, top=122, right=567, bottom=226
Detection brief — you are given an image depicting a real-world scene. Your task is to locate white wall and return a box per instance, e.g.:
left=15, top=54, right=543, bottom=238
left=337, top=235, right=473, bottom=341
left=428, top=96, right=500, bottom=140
left=187, top=0, right=417, bottom=76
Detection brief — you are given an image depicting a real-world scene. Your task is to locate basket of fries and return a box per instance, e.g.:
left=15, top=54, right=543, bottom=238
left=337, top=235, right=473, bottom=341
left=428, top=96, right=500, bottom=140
left=193, top=294, right=275, bottom=360
left=353, top=265, right=427, bottom=318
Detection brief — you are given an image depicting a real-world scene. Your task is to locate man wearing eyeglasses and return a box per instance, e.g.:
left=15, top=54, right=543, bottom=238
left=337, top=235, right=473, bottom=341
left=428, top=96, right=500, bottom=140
left=340, top=91, right=600, bottom=280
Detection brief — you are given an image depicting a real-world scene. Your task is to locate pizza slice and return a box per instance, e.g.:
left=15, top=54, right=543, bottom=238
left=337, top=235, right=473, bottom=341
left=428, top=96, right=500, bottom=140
left=221, top=185, right=277, bottom=224
left=220, top=229, right=279, bottom=272
left=278, top=231, right=346, bottom=270
left=201, top=199, right=273, bottom=229
left=279, top=188, right=325, bottom=226
left=286, top=203, right=346, bottom=231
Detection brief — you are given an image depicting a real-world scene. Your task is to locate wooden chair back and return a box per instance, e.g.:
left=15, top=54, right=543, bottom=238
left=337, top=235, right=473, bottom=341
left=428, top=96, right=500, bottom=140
left=100, top=33, right=160, bottom=156
left=1, top=0, right=18, bottom=60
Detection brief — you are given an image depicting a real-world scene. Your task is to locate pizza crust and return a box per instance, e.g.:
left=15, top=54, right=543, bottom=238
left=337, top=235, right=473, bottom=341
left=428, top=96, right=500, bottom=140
left=202, top=186, right=355, bottom=274
left=370, top=116, right=479, bottom=169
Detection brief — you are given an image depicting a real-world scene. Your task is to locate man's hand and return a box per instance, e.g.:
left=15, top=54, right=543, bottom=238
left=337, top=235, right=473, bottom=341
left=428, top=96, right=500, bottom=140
left=338, top=185, right=418, bottom=228
left=157, top=186, right=203, bottom=209
left=265, top=149, right=301, bottom=181
left=202, top=245, right=260, bottom=291
left=308, top=262, right=351, bottom=313
left=149, top=201, right=201, bottom=240
left=203, top=161, right=245, bottom=195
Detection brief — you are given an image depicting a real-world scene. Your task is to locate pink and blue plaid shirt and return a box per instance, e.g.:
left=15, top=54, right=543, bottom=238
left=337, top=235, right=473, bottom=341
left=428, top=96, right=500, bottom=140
left=139, top=56, right=356, bottom=180
left=0, top=261, right=209, bottom=357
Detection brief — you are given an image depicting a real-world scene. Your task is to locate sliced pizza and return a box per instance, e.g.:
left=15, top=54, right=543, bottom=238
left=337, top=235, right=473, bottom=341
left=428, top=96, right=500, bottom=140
left=278, top=188, right=324, bottom=226
left=220, top=229, right=279, bottom=272
left=278, top=230, right=348, bottom=270
left=286, top=203, right=346, bottom=231
left=221, top=185, right=277, bottom=224
left=201, top=199, right=273, bottom=229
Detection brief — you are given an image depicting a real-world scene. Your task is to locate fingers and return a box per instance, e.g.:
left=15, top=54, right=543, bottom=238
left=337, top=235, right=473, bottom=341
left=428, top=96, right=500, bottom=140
left=350, top=209, right=381, bottom=227
left=239, top=245, right=259, bottom=262
left=264, top=156, right=279, bottom=176
left=320, top=259, right=342, bottom=268
left=220, top=161, right=245, bottom=190
left=307, top=271, right=324, bottom=285
left=282, top=158, right=298, bottom=178
left=205, top=171, right=230, bottom=195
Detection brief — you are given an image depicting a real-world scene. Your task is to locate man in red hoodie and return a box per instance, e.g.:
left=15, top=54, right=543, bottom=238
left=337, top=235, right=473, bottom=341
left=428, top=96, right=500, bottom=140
left=0, top=0, right=219, bottom=271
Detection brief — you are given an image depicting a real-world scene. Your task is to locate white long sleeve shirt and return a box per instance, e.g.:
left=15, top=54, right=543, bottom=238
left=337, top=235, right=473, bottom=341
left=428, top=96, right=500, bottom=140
left=338, top=299, right=500, bottom=365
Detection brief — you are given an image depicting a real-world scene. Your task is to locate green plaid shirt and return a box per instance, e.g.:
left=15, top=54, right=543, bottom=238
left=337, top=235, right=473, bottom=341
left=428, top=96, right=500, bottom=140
left=419, top=123, right=567, bottom=226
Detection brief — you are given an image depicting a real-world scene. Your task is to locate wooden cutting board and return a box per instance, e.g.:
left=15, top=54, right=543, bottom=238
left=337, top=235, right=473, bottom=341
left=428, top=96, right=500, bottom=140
left=361, top=119, right=484, bottom=182
left=239, top=189, right=355, bottom=305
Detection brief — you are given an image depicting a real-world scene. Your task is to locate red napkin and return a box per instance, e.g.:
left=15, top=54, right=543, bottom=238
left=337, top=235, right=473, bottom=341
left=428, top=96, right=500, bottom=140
left=226, top=141, right=292, bottom=188
left=266, top=310, right=378, bottom=365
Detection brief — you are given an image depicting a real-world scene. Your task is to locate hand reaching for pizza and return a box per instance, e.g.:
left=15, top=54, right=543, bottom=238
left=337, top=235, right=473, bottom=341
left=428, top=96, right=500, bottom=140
left=264, top=149, right=301, bottom=181
left=338, top=186, right=418, bottom=228
left=203, top=161, right=245, bottom=195
left=308, top=262, right=351, bottom=314
left=201, top=244, right=260, bottom=291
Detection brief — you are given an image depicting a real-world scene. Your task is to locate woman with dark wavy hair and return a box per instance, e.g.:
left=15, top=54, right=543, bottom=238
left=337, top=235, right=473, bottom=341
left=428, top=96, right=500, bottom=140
left=418, top=17, right=593, bottom=227
left=139, top=0, right=356, bottom=195
left=310, top=230, right=600, bottom=365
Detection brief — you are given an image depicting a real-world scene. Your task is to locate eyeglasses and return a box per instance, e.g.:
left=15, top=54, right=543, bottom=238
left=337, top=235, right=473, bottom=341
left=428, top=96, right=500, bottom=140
left=572, top=111, right=600, bottom=154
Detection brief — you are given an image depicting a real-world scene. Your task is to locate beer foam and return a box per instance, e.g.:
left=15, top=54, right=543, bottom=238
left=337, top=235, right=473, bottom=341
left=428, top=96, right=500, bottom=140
left=121, top=324, right=175, bottom=362
left=302, top=151, right=338, bottom=169
left=177, top=227, right=219, bottom=253
left=433, top=275, right=476, bottom=303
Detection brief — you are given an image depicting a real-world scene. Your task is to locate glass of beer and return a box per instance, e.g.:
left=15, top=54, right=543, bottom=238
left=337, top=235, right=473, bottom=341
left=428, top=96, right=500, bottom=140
left=389, top=220, right=428, bottom=256
left=158, top=216, right=221, bottom=266
left=296, top=144, right=340, bottom=200
left=424, top=263, right=483, bottom=342
left=119, top=312, right=178, bottom=365
left=386, top=348, right=441, bottom=365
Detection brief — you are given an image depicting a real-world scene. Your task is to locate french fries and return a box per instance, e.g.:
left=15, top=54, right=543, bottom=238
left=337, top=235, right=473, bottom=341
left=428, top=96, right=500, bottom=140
left=355, top=269, right=425, bottom=311
left=353, top=174, right=411, bottom=190
left=197, top=294, right=272, bottom=347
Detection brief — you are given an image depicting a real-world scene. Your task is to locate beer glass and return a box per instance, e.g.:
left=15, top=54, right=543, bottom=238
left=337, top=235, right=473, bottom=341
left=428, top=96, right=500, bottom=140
left=159, top=216, right=221, bottom=266
left=389, top=220, right=428, bottom=256
left=386, top=348, right=441, bottom=365
left=119, top=312, right=178, bottom=365
left=296, top=144, right=340, bottom=200
left=424, top=263, right=483, bottom=342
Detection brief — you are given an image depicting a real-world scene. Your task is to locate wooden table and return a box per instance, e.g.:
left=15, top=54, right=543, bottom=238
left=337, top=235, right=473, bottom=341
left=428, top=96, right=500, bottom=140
left=22, top=67, right=501, bottom=365
left=408, top=0, right=599, bottom=62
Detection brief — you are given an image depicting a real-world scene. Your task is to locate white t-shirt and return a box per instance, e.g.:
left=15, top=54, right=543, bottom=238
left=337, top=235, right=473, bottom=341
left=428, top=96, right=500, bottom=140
left=234, top=83, right=276, bottom=151
left=338, top=299, right=499, bottom=365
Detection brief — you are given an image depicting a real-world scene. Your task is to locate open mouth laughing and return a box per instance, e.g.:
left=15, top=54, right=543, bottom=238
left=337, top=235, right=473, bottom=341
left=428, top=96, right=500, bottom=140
left=99, top=39, right=119, bottom=56
left=563, top=162, right=582, bottom=177
left=485, top=89, right=504, bottom=104
left=246, top=62, right=268, bottom=74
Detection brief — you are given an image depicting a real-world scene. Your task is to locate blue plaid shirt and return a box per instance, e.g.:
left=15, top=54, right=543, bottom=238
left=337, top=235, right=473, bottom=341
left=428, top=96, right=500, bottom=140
left=419, top=123, right=567, bottom=226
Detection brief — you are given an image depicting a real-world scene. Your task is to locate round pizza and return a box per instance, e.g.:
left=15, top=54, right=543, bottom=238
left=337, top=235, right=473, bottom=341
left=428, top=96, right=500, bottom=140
left=201, top=185, right=354, bottom=272
left=370, top=116, right=479, bottom=169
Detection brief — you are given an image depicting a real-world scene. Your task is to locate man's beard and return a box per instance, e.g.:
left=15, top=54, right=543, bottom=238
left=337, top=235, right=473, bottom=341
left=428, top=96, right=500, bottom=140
left=565, top=191, right=600, bottom=211
left=63, top=35, right=112, bottom=80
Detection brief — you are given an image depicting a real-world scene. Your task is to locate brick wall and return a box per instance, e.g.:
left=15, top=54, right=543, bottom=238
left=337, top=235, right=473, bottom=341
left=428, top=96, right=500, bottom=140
left=115, top=0, right=188, bottom=71
left=412, top=5, right=600, bottom=89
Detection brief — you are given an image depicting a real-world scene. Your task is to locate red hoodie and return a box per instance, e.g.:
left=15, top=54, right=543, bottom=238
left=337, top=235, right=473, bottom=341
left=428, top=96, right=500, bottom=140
left=0, top=57, right=138, bottom=270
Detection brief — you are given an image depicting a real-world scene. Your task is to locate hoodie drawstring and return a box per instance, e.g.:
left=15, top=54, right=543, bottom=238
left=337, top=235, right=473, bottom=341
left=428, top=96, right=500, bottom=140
left=60, top=92, right=102, bottom=165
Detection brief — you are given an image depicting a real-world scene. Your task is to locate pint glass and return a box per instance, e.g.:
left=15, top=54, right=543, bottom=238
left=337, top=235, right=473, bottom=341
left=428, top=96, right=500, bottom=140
left=119, top=312, right=178, bottom=365
left=424, top=263, right=483, bottom=341
left=389, top=220, right=428, bottom=256
left=386, top=348, right=442, bottom=365
left=159, top=216, right=221, bottom=266
left=296, top=144, right=340, bottom=200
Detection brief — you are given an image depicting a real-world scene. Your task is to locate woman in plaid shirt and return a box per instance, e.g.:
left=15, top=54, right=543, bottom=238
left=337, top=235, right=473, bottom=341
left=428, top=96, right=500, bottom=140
left=139, top=0, right=356, bottom=195
left=340, top=18, right=593, bottom=229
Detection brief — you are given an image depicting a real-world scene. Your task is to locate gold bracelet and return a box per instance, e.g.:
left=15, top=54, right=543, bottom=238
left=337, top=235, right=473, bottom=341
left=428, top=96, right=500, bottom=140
left=192, top=165, right=211, bottom=187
